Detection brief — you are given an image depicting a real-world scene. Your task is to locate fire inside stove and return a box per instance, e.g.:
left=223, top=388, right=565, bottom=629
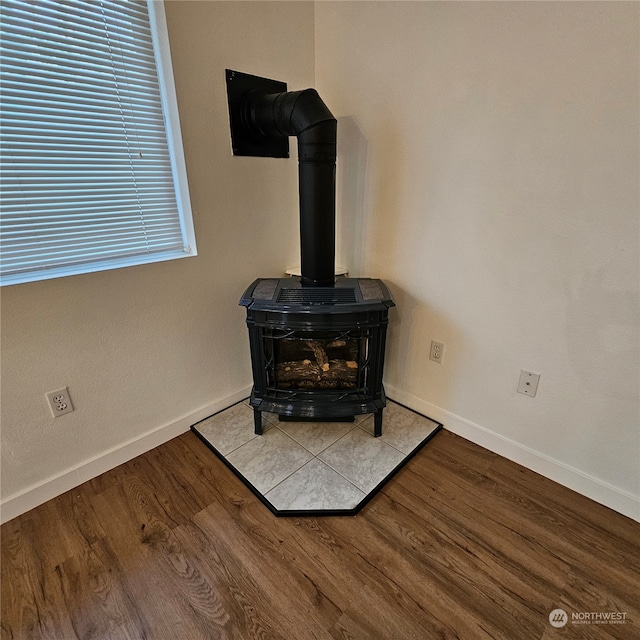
left=274, top=336, right=361, bottom=390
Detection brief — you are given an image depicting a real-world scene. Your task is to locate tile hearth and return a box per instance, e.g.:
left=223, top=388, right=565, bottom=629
left=192, top=399, right=442, bottom=515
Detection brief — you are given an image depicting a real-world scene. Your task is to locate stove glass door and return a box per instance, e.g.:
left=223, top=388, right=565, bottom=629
left=271, top=333, right=367, bottom=391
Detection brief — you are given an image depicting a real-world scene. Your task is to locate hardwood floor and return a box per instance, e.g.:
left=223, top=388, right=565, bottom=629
left=2, top=428, right=639, bottom=640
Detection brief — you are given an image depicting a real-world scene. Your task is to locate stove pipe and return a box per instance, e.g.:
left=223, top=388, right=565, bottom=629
left=242, top=89, right=337, bottom=287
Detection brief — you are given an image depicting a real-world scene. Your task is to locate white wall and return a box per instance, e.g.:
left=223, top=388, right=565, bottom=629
left=3, top=0, right=638, bottom=524
left=316, top=1, right=639, bottom=520
left=1, top=1, right=315, bottom=522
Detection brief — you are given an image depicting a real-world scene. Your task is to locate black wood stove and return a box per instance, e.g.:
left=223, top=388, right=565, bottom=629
left=227, top=70, right=395, bottom=435
left=240, top=277, right=394, bottom=436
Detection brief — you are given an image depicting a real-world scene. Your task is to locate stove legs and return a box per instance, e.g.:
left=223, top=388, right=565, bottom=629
left=253, top=408, right=263, bottom=435
left=374, top=408, right=383, bottom=437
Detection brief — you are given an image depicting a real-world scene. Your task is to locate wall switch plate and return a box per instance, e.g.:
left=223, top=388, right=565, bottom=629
left=517, top=371, right=540, bottom=397
left=430, top=340, right=445, bottom=363
left=46, top=387, right=74, bottom=417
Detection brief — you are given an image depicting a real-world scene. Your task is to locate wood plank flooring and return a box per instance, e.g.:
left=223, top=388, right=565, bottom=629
left=2, top=429, right=639, bottom=640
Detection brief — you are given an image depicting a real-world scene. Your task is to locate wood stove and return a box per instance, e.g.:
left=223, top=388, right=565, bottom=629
left=227, top=70, right=395, bottom=435
left=240, top=277, right=394, bottom=436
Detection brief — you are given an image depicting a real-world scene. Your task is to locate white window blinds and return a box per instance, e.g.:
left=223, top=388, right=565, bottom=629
left=0, top=0, right=196, bottom=286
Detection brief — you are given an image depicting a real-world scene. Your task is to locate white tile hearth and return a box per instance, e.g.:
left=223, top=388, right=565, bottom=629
left=360, top=400, right=444, bottom=454
left=319, top=427, right=407, bottom=494
left=266, top=458, right=366, bottom=511
left=194, top=401, right=274, bottom=455
left=192, top=399, right=442, bottom=515
left=276, top=419, right=355, bottom=455
left=226, top=427, right=313, bottom=494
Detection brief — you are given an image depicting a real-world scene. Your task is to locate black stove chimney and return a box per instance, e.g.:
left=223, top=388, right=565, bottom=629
left=226, top=71, right=337, bottom=287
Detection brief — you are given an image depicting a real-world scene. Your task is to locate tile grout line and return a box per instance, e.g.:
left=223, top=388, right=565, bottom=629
left=273, top=421, right=359, bottom=458
left=230, top=426, right=316, bottom=494
left=266, top=424, right=367, bottom=498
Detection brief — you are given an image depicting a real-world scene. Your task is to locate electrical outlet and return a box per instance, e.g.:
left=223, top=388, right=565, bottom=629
left=517, top=370, right=540, bottom=397
left=45, top=387, right=74, bottom=417
left=430, top=340, right=445, bottom=363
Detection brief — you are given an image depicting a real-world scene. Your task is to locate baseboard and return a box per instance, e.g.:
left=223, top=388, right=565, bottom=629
left=385, top=384, right=640, bottom=523
left=5, top=385, right=637, bottom=525
left=0, top=386, right=252, bottom=525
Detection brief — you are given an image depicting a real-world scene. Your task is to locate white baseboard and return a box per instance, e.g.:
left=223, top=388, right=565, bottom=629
left=385, top=384, right=640, bottom=523
left=4, top=385, right=637, bottom=524
left=0, top=386, right=252, bottom=525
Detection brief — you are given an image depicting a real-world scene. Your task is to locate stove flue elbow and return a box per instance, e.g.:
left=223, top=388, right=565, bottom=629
left=226, top=70, right=337, bottom=287
left=243, top=88, right=337, bottom=160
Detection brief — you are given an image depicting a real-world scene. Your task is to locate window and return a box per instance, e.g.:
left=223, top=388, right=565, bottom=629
left=0, top=0, right=196, bottom=286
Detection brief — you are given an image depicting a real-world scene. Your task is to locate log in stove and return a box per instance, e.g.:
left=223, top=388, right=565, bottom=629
left=226, top=70, right=395, bottom=435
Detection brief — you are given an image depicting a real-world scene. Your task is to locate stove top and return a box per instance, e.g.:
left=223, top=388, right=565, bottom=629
left=240, top=277, right=395, bottom=313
